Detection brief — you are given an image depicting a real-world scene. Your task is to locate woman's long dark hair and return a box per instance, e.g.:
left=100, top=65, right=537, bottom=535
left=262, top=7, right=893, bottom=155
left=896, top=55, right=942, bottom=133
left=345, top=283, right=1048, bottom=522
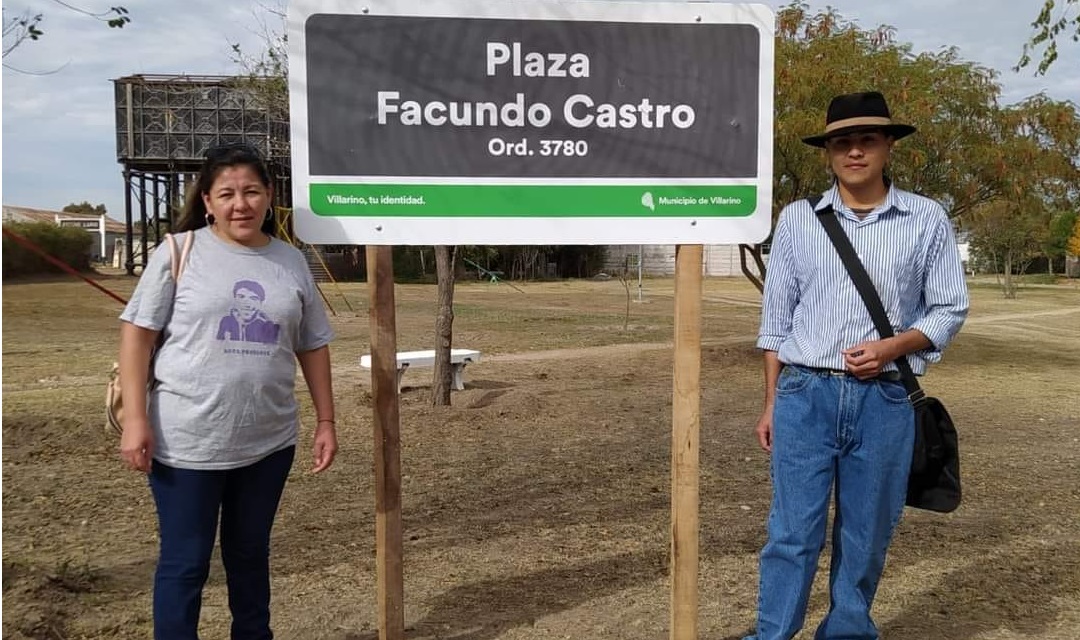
left=176, top=143, right=277, bottom=236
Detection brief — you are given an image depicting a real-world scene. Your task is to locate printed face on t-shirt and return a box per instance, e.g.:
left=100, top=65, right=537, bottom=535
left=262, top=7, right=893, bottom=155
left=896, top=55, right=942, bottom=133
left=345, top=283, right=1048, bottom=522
left=216, top=279, right=282, bottom=345
left=234, top=287, right=263, bottom=323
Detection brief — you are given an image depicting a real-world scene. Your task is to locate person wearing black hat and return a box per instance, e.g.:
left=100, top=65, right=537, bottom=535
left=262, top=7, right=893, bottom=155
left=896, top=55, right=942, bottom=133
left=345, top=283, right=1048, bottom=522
left=744, top=92, right=969, bottom=640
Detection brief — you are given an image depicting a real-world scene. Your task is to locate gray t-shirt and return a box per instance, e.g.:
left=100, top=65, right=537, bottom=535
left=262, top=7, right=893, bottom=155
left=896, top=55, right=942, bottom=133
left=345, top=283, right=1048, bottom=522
left=120, top=227, right=334, bottom=470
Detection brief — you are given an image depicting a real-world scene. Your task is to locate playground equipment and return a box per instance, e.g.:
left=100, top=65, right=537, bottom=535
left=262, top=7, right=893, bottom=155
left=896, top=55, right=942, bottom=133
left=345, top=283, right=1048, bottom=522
left=462, top=257, right=526, bottom=293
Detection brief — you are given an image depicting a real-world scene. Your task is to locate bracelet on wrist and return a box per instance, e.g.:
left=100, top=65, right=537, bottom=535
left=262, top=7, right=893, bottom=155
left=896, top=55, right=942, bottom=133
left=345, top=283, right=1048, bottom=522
left=317, top=418, right=336, bottom=425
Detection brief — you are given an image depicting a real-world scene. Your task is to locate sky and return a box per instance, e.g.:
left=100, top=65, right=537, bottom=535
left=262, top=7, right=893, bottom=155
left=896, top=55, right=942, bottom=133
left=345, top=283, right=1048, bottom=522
left=2, top=0, right=1078, bottom=220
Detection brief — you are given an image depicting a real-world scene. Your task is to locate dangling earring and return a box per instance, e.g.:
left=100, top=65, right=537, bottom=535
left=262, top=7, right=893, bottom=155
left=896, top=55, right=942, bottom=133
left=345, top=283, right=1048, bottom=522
left=206, top=213, right=216, bottom=226
left=265, top=208, right=274, bottom=221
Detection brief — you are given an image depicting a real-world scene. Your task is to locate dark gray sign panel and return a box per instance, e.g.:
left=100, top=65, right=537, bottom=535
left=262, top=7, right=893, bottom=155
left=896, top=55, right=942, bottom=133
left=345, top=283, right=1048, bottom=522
left=305, top=16, right=759, bottom=179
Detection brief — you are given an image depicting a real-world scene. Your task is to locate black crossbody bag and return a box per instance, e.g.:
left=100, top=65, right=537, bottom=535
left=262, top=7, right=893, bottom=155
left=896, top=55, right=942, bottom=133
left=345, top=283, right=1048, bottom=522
left=810, top=197, right=961, bottom=513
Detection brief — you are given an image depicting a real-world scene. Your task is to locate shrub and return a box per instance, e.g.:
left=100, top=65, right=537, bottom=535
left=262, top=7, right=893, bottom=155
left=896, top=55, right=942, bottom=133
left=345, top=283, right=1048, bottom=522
left=1020, top=273, right=1059, bottom=285
left=2, top=222, right=94, bottom=278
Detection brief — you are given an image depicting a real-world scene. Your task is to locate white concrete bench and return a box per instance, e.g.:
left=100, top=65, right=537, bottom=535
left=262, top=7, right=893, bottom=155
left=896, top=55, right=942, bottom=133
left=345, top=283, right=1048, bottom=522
left=360, top=349, right=481, bottom=391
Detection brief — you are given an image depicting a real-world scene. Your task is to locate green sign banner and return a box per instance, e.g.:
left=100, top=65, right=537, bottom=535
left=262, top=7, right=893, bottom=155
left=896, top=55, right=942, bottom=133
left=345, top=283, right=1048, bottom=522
left=310, top=184, right=756, bottom=217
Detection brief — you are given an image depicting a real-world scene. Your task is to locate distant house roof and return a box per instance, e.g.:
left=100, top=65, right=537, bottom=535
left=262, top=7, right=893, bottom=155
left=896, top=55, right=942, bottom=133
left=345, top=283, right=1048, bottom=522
left=2, top=205, right=126, bottom=234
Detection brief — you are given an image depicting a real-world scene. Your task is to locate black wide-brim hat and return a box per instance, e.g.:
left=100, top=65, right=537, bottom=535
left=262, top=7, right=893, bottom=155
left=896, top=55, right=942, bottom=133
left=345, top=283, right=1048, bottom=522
left=802, top=91, right=917, bottom=148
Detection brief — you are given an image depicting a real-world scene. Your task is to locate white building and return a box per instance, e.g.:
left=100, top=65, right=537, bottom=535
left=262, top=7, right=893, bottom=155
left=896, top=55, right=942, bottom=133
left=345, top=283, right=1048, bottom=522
left=603, top=244, right=752, bottom=277
left=2, top=205, right=127, bottom=263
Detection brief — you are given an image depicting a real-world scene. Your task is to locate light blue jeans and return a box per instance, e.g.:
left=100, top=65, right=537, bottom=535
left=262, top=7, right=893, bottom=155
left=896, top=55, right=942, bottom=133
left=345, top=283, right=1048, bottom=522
left=744, top=365, right=915, bottom=640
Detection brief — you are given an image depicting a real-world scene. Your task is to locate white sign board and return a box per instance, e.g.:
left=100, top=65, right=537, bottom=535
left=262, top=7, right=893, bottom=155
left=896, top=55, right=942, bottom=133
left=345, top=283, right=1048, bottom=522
left=288, top=0, right=774, bottom=245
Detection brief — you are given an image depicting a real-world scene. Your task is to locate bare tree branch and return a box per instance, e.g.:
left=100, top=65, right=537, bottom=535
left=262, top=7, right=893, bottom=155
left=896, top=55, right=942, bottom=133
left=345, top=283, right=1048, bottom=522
left=3, top=59, right=69, bottom=74
left=3, top=11, right=44, bottom=57
left=3, top=3, right=129, bottom=61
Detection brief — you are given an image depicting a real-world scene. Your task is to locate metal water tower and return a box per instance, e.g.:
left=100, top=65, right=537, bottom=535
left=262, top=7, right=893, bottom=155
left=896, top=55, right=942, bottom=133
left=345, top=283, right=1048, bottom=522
left=112, top=74, right=290, bottom=274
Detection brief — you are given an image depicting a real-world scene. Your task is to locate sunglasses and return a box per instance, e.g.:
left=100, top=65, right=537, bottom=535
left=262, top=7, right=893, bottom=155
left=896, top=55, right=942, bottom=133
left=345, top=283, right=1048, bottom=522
left=204, top=141, right=265, bottom=162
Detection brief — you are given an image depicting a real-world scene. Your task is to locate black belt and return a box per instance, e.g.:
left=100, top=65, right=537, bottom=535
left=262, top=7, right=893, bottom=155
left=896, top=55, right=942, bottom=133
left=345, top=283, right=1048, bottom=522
left=797, top=365, right=902, bottom=382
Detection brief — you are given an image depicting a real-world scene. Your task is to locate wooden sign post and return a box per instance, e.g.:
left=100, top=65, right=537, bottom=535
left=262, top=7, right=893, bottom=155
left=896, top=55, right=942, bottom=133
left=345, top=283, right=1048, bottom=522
left=670, top=244, right=703, bottom=640
left=366, top=245, right=405, bottom=639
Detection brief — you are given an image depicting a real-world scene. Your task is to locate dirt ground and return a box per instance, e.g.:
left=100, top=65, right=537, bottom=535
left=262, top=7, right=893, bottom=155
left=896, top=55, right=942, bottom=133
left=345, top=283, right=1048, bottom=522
left=3, top=274, right=1079, bottom=639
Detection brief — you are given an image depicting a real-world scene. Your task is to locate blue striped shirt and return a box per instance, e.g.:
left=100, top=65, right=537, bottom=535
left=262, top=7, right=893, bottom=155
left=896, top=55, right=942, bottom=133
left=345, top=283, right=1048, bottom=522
left=756, top=183, right=969, bottom=375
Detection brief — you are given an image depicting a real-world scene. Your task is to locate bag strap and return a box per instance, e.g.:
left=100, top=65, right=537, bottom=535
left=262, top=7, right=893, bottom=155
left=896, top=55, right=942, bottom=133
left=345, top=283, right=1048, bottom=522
left=164, top=231, right=194, bottom=282
left=176, top=230, right=194, bottom=279
left=808, top=196, right=926, bottom=405
left=155, top=231, right=193, bottom=348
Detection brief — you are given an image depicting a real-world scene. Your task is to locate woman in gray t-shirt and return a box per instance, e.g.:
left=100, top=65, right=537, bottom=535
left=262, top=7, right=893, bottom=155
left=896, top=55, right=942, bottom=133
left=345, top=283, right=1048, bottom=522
left=117, top=142, right=337, bottom=638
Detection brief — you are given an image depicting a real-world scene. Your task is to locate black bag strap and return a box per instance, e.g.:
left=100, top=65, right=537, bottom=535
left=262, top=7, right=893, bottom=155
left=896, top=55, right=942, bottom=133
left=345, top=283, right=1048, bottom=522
left=808, top=196, right=926, bottom=406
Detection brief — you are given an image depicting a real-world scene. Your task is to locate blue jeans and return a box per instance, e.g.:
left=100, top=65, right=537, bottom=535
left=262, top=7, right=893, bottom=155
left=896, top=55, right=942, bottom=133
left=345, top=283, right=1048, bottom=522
left=745, top=366, right=914, bottom=640
left=149, top=446, right=295, bottom=640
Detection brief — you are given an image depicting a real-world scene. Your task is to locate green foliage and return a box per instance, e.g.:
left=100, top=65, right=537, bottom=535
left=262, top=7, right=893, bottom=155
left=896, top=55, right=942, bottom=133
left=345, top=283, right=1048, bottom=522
left=63, top=201, right=107, bottom=216
left=1068, top=216, right=1080, bottom=257
left=969, top=204, right=1045, bottom=262
left=775, top=2, right=1080, bottom=295
left=774, top=2, right=1009, bottom=220
left=1045, top=209, right=1079, bottom=261
left=104, top=6, right=130, bottom=29
left=776, top=4, right=1077, bottom=219
left=985, top=96, right=1080, bottom=278
left=392, top=246, right=437, bottom=282
left=1020, top=272, right=1059, bottom=285
left=2, top=222, right=94, bottom=278
left=1017, top=0, right=1079, bottom=75
left=385, top=245, right=608, bottom=282
left=481, top=246, right=608, bottom=280
left=548, top=245, right=609, bottom=279
left=968, top=200, right=1047, bottom=297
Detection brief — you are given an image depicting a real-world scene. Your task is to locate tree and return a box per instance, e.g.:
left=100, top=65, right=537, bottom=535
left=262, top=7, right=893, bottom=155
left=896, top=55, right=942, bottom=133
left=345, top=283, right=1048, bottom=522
left=3, top=2, right=130, bottom=62
left=965, top=92, right=1080, bottom=295
left=431, top=246, right=458, bottom=406
left=1043, top=210, right=1078, bottom=273
left=968, top=199, right=1046, bottom=298
left=741, top=3, right=999, bottom=290
left=1067, top=216, right=1080, bottom=257
left=63, top=201, right=107, bottom=216
left=996, top=95, right=1080, bottom=278
left=772, top=3, right=1007, bottom=217
left=741, top=3, right=1079, bottom=292
left=1017, top=0, right=1079, bottom=75
left=229, top=1, right=289, bottom=157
